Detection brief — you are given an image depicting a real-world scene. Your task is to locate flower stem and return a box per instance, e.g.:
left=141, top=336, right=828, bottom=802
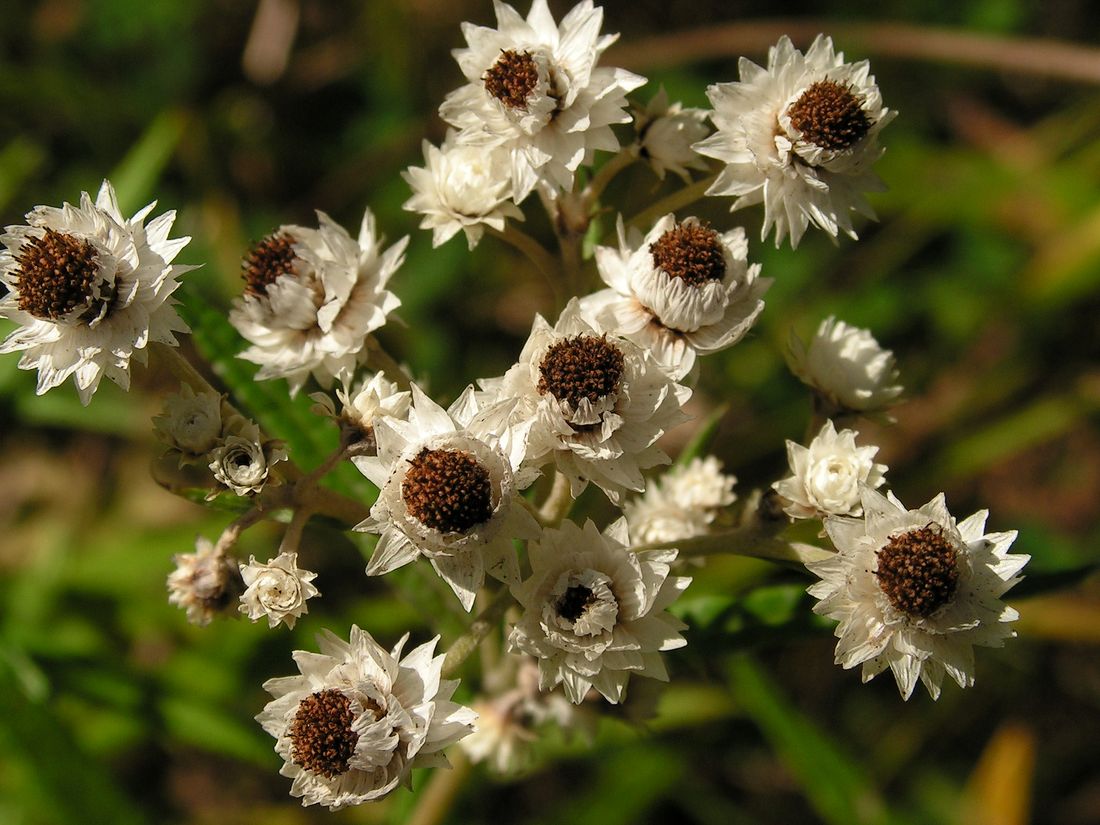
left=489, top=225, right=564, bottom=307
left=404, top=750, right=472, bottom=825
left=441, top=587, right=514, bottom=679
left=365, top=335, right=413, bottom=391
left=537, top=470, right=574, bottom=527
left=623, top=172, right=717, bottom=233
left=633, top=514, right=831, bottom=568
left=583, top=148, right=638, bottom=206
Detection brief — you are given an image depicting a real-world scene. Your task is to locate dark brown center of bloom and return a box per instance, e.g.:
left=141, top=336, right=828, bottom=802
left=402, top=447, right=493, bottom=533
left=556, top=584, right=596, bottom=623
left=537, top=335, right=625, bottom=407
left=15, top=229, right=103, bottom=321
left=649, top=222, right=726, bottom=287
left=242, top=233, right=298, bottom=296
left=787, top=80, right=871, bottom=151
left=875, top=525, right=960, bottom=618
left=484, top=49, right=540, bottom=109
left=289, top=689, right=358, bottom=779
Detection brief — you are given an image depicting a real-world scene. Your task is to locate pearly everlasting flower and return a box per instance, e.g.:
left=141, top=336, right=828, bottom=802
left=239, top=551, right=320, bottom=629
left=153, top=383, right=226, bottom=465
left=354, top=385, right=539, bottom=611
left=773, top=419, right=886, bottom=519
left=808, top=489, right=1028, bottom=700
left=208, top=417, right=287, bottom=498
left=625, top=455, right=737, bottom=545
left=508, top=518, right=690, bottom=704
left=402, top=134, right=523, bottom=250
left=787, top=316, right=902, bottom=414
left=694, top=35, right=896, bottom=247
left=585, top=214, right=770, bottom=379
left=257, top=626, right=477, bottom=810
left=633, top=87, right=711, bottom=182
left=311, top=371, right=411, bottom=451
left=439, top=0, right=645, bottom=202
left=167, top=536, right=244, bottom=626
left=483, top=299, right=690, bottom=504
left=0, top=180, right=192, bottom=404
left=230, top=209, right=405, bottom=395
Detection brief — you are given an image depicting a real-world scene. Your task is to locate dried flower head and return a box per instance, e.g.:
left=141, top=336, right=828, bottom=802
left=239, top=551, right=320, bottom=629
left=167, top=536, right=244, bottom=626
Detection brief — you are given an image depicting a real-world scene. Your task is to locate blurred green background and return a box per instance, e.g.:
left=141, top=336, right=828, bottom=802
left=1, top=1, right=1098, bottom=823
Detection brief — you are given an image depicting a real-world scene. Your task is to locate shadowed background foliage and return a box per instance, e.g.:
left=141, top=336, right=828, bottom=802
left=0, top=1, right=1098, bottom=824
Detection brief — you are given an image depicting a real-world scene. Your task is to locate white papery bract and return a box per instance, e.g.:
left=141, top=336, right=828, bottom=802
left=153, top=383, right=225, bottom=465
left=585, top=214, right=769, bottom=379
left=230, top=209, right=404, bottom=395
left=208, top=417, right=287, bottom=498
left=167, top=536, right=243, bottom=626
left=439, top=0, right=645, bottom=202
left=0, top=180, right=192, bottom=404
left=257, top=627, right=476, bottom=810
left=354, top=385, right=539, bottom=612
left=695, top=35, right=895, bottom=248
left=808, top=489, right=1028, bottom=700
left=625, top=455, right=736, bottom=545
left=311, top=371, right=411, bottom=449
left=483, top=298, right=690, bottom=504
left=773, top=419, right=886, bottom=519
left=403, top=134, right=523, bottom=250
left=634, top=87, right=711, bottom=183
left=787, top=315, right=902, bottom=414
left=239, top=551, right=320, bottom=629
left=508, top=518, right=690, bottom=704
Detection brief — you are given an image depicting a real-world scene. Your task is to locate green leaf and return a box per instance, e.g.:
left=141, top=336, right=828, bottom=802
left=108, top=109, right=189, bottom=215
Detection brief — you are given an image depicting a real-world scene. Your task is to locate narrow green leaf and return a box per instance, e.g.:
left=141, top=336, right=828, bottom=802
left=109, top=110, right=188, bottom=214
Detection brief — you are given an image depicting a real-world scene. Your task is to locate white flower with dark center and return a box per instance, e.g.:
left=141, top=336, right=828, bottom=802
left=633, top=87, right=711, bottom=182
left=625, top=456, right=737, bottom=545
left=208, top=417, right=287, bottom=498
left=485, top=299, right=690, bottom=504
left=230, top=209, right=404, bottom=395
left=402, top=134, right=523, bottom=250
left=773, top=419, right=886, bottom=520
left=694, top=34, right=896, bottom=248
left=239, top=551, right=320, bottom=629
left=508, top=518, right=690, bottom=704
left=257, top=626, right=477, bottom=810
left=0, top=180, right=192, bottom=404
left=586, top=214, right=770, bottom=379
left=167, top=536, right=244, bottom=626
left=311, top=371, right=411, bottom=452
left=808, top=488, right=1028, bottom=700
left=153, top=383, right=227, bottom=465
left=787, top=316, right=902, bottom=415
left=354, top=385, right=538, bottom=611
left=439, top=0, right=645, bottom=202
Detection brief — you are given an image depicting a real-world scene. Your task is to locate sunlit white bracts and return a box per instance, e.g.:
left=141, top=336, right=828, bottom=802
left=207, top=416, right=287, bottom=498
left=508, top=518, right=690, bottom=704
left=311, top=371, right=412, bottom=450
left=808, top=489, right=1028, bottom=700
left=633, top=87, right=711, bottom=182
left=354, top=385, right=539, bottom=611
left=694, top=35, right=895, bottom=247
left=230, top=209, right=404, bottom=395
left=585, top=214, right=769, bottom=379
left=625, top=456, right=736, bottom=545
left=439, top=0, right=645, bottom=202
left=0, top=180, right=192, bottom=404
left=239, top=551, right=320, bottom=630
left=257, top=627, right=476, bottom=809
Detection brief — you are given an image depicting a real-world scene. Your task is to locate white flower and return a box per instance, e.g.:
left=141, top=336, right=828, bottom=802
left=484, top=298, right=690, bottom=504
left=439, top=0, right=645, bottom=202
left=208, top=418, right=287, bottom=498
left=0, top=180, right=192, bottom=404
left=694, top=35, right=896, bottom=247
left=239, top=551, right=320, bottom=629
left=808, top=488, right=1029, bottom=700
left=773, top=419, right=886, bottom=519
left=230, top=209, right=405, bottom=395
left=167, top=536, right=243, bottom=626
left=153, top=383, right=226, bottom=464
left=585, top=214, right=770, bottom=379
left=311, top=371, right=411, bottom=450
left=354, top=385, right=539, bottom=611
left=625, top=456, right=736, bottom=544
left=257, top=626, right=477, bottom=810
left=634, top=87, right=711, bottom=182
left=508, top=518, right=690, bottom=704
left=787, top=316, right=902, bottom=414
left=402, top=134, right=523, bottom=249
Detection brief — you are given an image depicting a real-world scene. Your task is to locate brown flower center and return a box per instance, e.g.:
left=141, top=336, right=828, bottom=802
left=484, top=49, right=540, bottom=110
left=556, top=584, right=596, bottom=623
left=875, top=525, right=960, bottom=618
left=537, top=335, right=625, bottom=408
left=242, top=233, right=298, bottom=296
left=15, top=229, right=104, bottom=321
left=289, top=689, right=358, bottom=779
left=787, top=80, right=871, bottom=151
left=402, top=447, right=493, bottom=533
left=649, top=222, right=726, bottom=287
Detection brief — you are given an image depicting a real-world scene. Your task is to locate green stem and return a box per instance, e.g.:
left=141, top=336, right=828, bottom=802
left=633, top=518, right=831, bottom=568
left=441, top=588, right=514, bottom=679
left=404, top=750, right=472, bottom=825
left=364, top=336, right=413, bottom=391
left=490, top=225, right=564, bottom=307
left=623, top=172, right=718, bottom=234
left=583, top=148, right=638, bottom=207
left=537, top=470, right=574, bottom=527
